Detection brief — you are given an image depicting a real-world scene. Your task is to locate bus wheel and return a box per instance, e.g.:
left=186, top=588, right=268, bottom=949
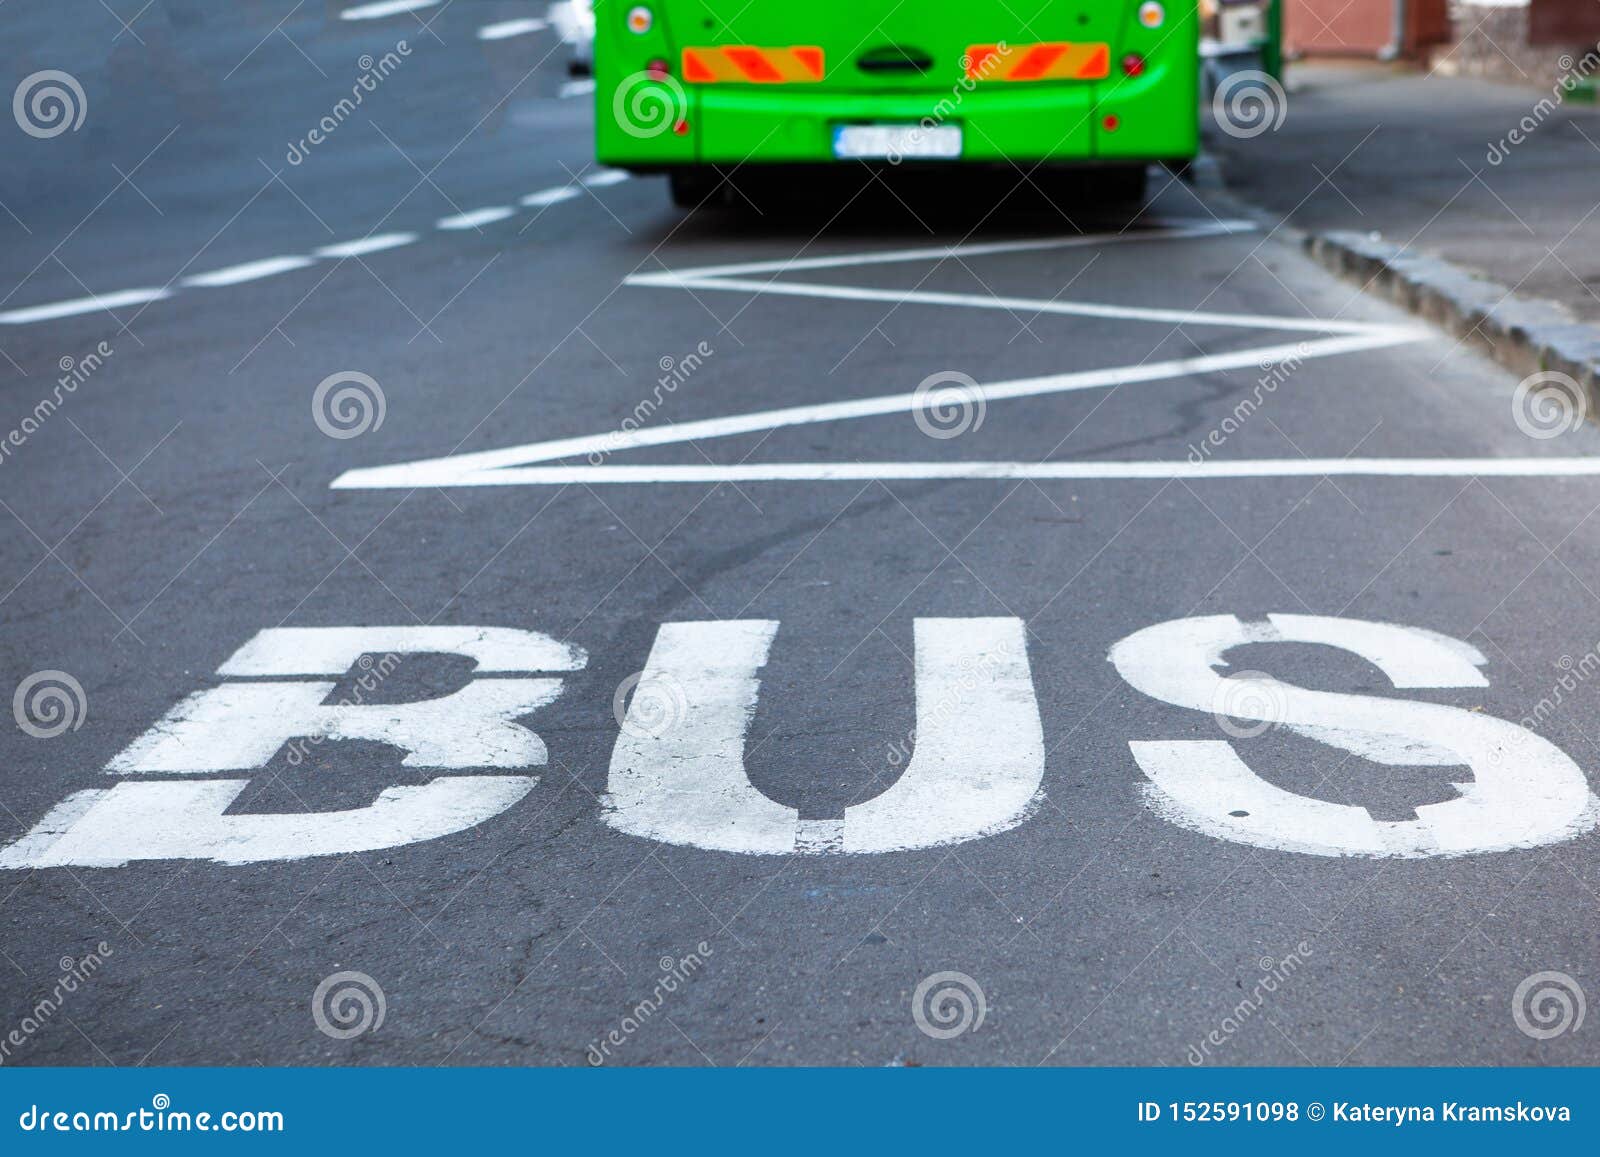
left=669, top=167, right=726, bottom=210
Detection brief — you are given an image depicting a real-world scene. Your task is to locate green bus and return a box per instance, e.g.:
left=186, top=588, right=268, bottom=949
left=594, top=0, right=1198, bottom=207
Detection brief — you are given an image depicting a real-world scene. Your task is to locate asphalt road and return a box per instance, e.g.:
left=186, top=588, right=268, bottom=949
left=3, top=2, right=1600, bottom=1067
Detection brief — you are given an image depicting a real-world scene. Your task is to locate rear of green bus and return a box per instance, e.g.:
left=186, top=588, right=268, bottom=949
left=594, top=0, right=1197, bottom=205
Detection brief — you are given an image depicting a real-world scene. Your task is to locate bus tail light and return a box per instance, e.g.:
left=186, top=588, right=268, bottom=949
left=627, top=6, right=653, bottom=34
left=1120, top=53, right=1145, bottom=77
left=647, top=57, right=670, bottom=79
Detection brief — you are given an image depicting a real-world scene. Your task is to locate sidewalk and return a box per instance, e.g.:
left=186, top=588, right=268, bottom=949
left=1209, top=61, right=1600, bottom=322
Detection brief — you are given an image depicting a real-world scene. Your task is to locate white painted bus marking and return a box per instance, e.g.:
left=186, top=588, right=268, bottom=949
left=1109, top=614, right=1599, bottom=857
left=603, top=618, right=1044, bottom=854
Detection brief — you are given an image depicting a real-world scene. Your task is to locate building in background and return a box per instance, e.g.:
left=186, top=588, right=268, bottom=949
left=1284, top=0, right=1600, bottom=80
left=1284, top=0, right=1450, bottom=59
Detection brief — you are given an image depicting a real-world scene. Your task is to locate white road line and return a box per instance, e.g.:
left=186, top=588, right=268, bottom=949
left=338, top=457, right=1600, bottom=487
left=520, top=186, right=581, bottom=207
left=330, top=331, right=1419, bottom=488
left=560, top=78, right=597, bottom=98
left=664, top=275, right=1389, bottom=335
left=627, top=221, right=1256, bottom=284
left=314, top=232, right=419, bottom=259
left=582, top=168, right=629, bottom=187
left=477, top=17, right=547, bottom=40
left=180, top=255, right=318, bottom=288
left=0, top=168, right=613, bottom=326
left=340, top=0, right=438, bottom=20
left=435, top=206, right=517, bottom=231
left=0, top=287, right=171, bottom=325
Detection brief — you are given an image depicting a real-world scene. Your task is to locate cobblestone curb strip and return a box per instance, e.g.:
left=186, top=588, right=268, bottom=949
left=1306, top=230, right=1600, bottom=413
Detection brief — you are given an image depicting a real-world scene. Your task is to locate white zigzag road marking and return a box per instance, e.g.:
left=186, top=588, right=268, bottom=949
left=326, top=219, right=1508, bottom=491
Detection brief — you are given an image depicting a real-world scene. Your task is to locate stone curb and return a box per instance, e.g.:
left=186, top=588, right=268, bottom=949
left=1303, top=230, right=1600, bottom=403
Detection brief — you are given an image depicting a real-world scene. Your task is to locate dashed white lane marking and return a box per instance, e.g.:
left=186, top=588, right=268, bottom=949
left=581, top=167, right=629, bottom=187
left=0, top=178, right=621, bottom=326
left=477, top=17, right=548, bottom=40
left=521, top=187, right=581, bottom=207
left=314, top=232, right=419, bottom=259
left=559, top=78, right=596, bottom=98
left=340, top=0, right=439, bottom=20
left=179, top=255, right=318, bottom=288
left=436, top=206, right=517, bottom=231
left=0, top=286, right=171, bottom=324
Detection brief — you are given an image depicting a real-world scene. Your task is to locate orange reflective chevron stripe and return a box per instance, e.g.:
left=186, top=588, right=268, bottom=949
left=965, top=42, right=1110, bottom=81
left=681, top=46, right=825, bottom=84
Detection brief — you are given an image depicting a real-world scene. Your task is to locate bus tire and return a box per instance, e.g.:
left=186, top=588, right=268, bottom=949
left=669, top=167, right=724, bottom=210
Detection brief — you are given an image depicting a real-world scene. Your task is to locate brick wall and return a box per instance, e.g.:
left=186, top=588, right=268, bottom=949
left=1433, top=0, right=1595, bottom=84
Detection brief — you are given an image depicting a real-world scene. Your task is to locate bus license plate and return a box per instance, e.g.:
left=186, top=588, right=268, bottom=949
left=832, top=124, right=962, bottom=160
